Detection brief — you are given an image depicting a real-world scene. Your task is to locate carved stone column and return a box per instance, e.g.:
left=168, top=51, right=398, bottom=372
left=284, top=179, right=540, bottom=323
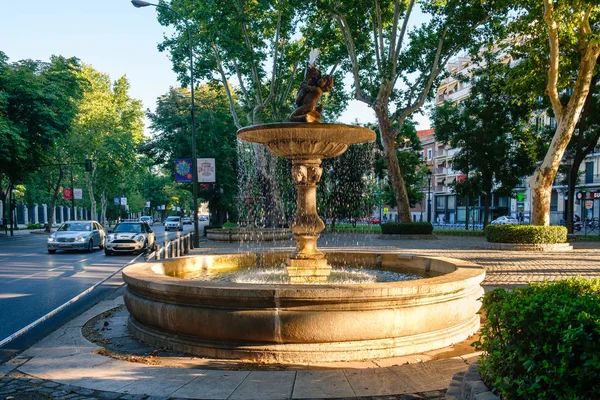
left=286, top=159, right=329, bottom=283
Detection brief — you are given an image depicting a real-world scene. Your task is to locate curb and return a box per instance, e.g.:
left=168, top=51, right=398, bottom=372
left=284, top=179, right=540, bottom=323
left=446, top=361, right=499, bottom=400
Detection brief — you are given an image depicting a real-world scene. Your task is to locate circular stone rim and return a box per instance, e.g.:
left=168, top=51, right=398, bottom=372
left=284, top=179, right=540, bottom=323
left=237, top=122, right=376, bottom=145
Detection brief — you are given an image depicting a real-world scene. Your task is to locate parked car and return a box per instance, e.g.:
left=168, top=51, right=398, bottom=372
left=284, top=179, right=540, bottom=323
left=47, top=221, right=105, bottom=254
left=104, top=222, right=155, bottom=255
left=369, top=217, right=381, bottom=224
left=491, top=216, right=519, bottom=225
left=164, top=216, right=183, bottom=231
left=182, top=217, right=192, bottom=225
left=139, top=216, right=154, bottom=226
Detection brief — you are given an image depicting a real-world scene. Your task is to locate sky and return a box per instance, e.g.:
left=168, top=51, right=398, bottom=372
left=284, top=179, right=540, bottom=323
left=1, top=0, right=429, bottom=131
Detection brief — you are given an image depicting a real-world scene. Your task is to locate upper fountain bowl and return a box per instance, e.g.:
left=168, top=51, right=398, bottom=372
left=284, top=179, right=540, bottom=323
left=237, top=122, right=376, bottom=159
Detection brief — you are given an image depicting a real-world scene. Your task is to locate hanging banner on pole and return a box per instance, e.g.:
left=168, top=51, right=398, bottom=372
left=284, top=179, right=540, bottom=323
left=197, top=158, right=216, bottom=183
left=174, top=159, right=193, bottom=183
left=74, top=189, right=83, bottom=200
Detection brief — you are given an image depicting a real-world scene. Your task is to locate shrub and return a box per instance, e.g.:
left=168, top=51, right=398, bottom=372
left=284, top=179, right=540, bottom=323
left=222, top=221, right=238, bottom=229
left=27, top=223, right=42, bottom=229
left=474, top=278, right=600, bottom=399
left=381, top=222, right=433, bottom=235
left=484, top=224, right=566, bottom=244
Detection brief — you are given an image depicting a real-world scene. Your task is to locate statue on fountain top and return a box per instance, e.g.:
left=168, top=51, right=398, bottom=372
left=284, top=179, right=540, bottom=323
left=289, top=50, right=334, bottom=123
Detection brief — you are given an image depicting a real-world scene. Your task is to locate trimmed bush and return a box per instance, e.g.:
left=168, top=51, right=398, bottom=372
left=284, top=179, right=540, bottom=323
left=381, top=222, right=433, bottom=235
left=27, top=223, right=42, bottom=229
left=485, top=224, right=566, bottom=244
left=474, top=278, right=600, bottom=399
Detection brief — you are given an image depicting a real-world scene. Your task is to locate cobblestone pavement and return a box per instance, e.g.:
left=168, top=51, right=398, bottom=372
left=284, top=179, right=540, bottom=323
left=2, top=234, right=599, bottom=399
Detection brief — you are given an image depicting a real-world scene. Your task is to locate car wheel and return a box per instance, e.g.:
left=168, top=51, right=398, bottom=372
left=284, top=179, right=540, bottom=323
left=87, top=240, right=94, bottom=252
left=104, top=249, right=113, bottom=256
left=99, top=238, right=105, bottom=250
left=48, top=249, right=56, bottom=254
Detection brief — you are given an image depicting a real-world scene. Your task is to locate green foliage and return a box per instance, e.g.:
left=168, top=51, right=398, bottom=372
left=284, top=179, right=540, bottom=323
left=433, top=228, right=484, bottom=237
left=319, top=142, right=375, bottom=223
left=475, top=278, right=600, bottom=399
left=26, top=223, right=42, bottom=230
left=0, top=52, right=83, bottom=192
left=326, top=223, right=381, bottom=233
left=431, top=58, right=538, bottom=224
left=145, top=86, right=238, bottom=224
left=381, top=222, right=433, bottom=235
left=484, top=225, right=567, bottom=244
left=222, top=221, right=238, bottom=229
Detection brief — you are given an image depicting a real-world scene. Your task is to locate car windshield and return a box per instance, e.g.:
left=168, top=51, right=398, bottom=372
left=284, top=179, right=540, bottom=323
left=166, top=217, right=179, bottom=221
left=59, top=222, right=91, bottom=232
left=115, top=224, right=142, bottom=233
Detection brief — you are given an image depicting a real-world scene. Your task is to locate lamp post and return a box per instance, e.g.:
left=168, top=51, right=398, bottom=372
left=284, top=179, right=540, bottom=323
left=132, top=0, right=199, bottom=247
left=426, top=170, right=432, bottom=223
left=566, top=157, right=574, bottom=234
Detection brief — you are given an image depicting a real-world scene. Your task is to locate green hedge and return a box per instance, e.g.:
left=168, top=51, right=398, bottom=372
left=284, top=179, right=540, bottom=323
left=27, top=223, right=42, bottom=229
left=484, top=224, right=567, bottom=244
left=381, top=222, right=433, bottom=235
left=475, top=278, right=600, bottom=399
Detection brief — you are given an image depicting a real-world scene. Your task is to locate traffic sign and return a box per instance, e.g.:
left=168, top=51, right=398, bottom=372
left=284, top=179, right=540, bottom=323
left=63, top=188, right=72, bottom=199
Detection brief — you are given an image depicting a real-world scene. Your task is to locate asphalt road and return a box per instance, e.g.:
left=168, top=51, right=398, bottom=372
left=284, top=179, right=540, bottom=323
left=0, top=222, right=200, bottom=363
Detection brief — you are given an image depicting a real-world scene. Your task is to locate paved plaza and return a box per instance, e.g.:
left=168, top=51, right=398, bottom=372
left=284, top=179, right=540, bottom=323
left=1, top=233, right=599, bottom=399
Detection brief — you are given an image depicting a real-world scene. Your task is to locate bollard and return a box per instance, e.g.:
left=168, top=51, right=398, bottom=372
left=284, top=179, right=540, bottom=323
left=155, top=244, right=161, bottom=260
left=164, top=241, right=169, bottom=259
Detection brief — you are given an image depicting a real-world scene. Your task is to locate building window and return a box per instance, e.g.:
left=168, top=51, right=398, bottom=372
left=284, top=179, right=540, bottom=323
left=419, top=150, right=424, bottom=160
left=427, top=149, right=432, bottom=160
left=550, top=191, right=558, bottom=211
left=586, top=162, right=594, bottom=184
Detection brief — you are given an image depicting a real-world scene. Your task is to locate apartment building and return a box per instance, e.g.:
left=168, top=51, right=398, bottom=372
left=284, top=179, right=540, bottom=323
left=417, top=55, right=600, bottom=226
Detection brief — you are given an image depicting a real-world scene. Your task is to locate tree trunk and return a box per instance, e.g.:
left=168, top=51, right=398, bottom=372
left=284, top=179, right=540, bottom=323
left=483, top=193, right=490, bottom=228
left=376, top=106, right=412, bottom=223
left=47, top=168, right=64, bottom=233
left=529, top=121, right=575, bottom=226
left=100, top=190, right=107, bottom=226
left=86, top=173, right=97, bottom=221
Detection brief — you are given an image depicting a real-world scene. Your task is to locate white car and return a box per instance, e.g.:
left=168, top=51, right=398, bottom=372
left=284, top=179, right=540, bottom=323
left=104, top=222, right=156, bottom=255
left=48, top=221, right=105, bottom=253
left=164, top=216, right=183, bottom=231
left=491, top=216, right=519, bottom=225
left=140, top=216, right=154, bottom=226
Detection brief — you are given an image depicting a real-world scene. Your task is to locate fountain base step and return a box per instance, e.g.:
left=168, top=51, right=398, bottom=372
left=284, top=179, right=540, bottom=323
left=286, top=258, right=331, bottom=283
left=127, top=314, right=481, bottom=364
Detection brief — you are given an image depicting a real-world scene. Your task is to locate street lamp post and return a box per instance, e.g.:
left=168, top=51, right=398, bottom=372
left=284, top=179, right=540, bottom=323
left=566, top=157, right=574, bottom=234
left=132, top=0, right=199, bottom=247
left=426, top=170, right=432, bottom=223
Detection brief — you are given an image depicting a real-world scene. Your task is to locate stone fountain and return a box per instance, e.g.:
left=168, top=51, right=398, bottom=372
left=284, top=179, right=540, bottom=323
left=122, top=55, right=485, bottom=363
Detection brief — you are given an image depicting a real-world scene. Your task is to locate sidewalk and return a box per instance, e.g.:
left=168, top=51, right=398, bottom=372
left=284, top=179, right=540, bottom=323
left=1, top=234, right=599, bottom=400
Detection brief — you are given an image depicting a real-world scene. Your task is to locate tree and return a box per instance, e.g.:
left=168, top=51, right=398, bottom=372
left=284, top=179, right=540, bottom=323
left=145, top=85, right=238, bottom=224
left=0, top=53, right=83, bottom=223
left=503, top=0, right=600, bottom=225
left=155, top=0, right=310, bottom=226
left=69, top=65, right=145, bottom=223
left=305, top=0, right=505, bottom=222
left=319, top=142, right=375, bottom=230
left=432, top=60, right=537, bottom=226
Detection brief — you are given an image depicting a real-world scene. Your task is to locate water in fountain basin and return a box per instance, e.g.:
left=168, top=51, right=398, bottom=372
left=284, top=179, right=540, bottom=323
left=189, top=266, right=427, bottom=284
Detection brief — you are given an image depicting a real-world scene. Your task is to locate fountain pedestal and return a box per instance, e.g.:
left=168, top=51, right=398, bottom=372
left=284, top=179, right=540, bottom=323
left=237, top=122, right=376, bottom=283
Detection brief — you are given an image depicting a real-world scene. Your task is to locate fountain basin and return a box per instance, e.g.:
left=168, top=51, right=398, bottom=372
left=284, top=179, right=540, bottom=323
left=122, top=251, right=485, bottom=363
